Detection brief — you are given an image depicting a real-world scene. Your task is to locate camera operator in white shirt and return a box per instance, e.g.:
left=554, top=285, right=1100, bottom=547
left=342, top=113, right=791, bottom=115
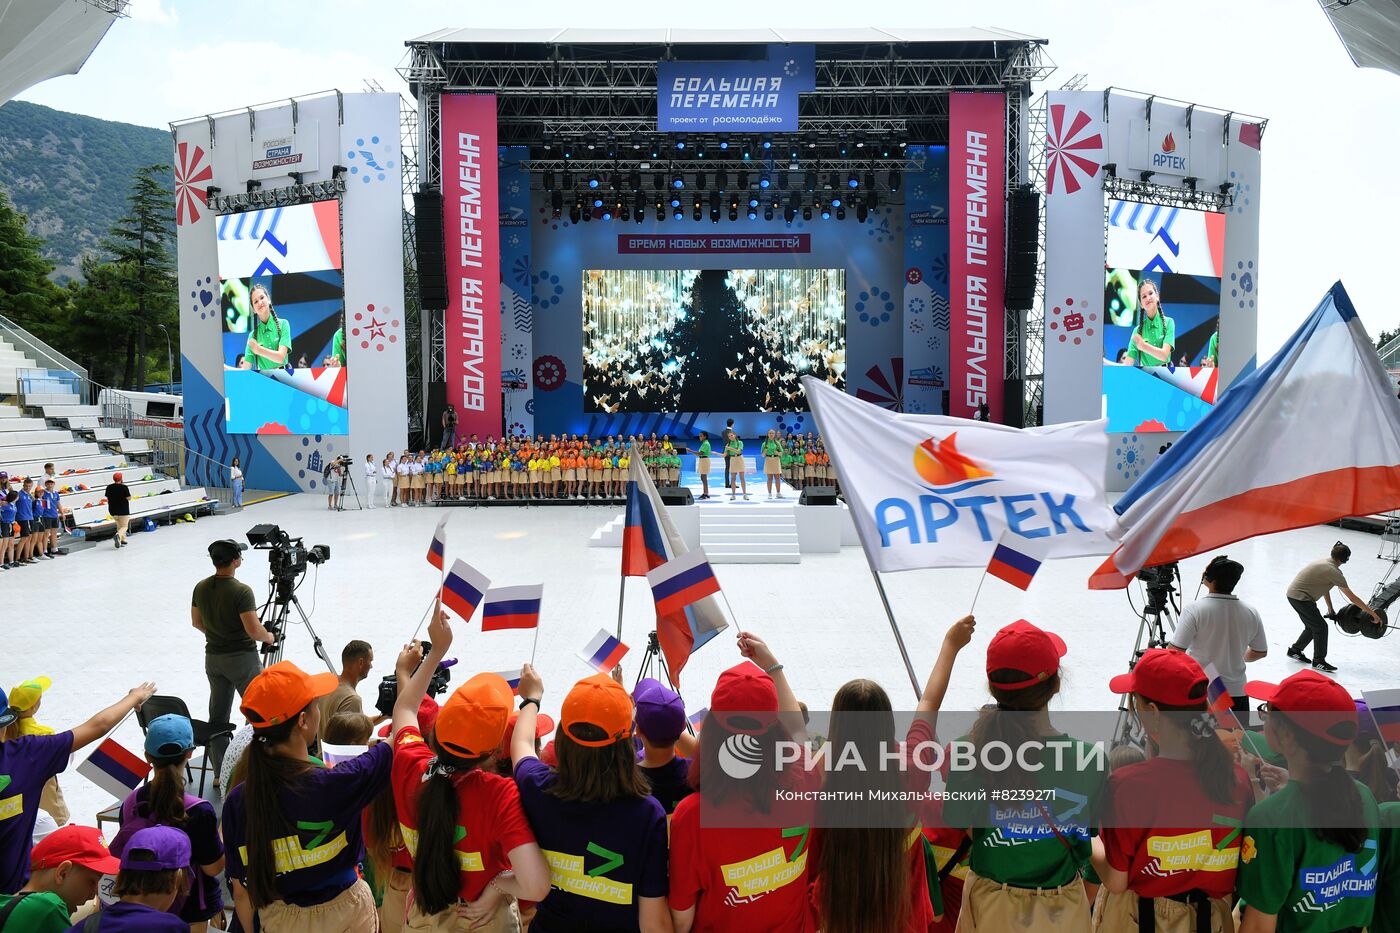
left=1169, top=555, right=1267, bottom=713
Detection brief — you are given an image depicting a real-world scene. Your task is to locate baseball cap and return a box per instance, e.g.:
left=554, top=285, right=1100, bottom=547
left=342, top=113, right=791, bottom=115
left=1245, top=670, right=1359, bottom=746
left=710, top=661, right=779, bottom=735
left=208, top=539, right=246, bottom=562
left=120, top=826, right=191, bottom=871
left=986, top=620, right=1067, bottom=690
left=377, top=695, right=441, bottom=739
left=0, top=686, right=17, bottom=729
left=1108, top=649, right=1207, bottom=707
left=31, top=825, right=121, bottom=873
left=435, top=673, right=514, bottom=758
left=495, top=709, right=556, bottom=759
left=633, top=678, right=686, bottom=745
left=0, top=471, right=7, bottom=481
left=145, top=713, right=195, bottom=758
left=240, top=661, right=338, bottom=728
left=560, top=674, right=634, bottom=748
left=112, top=472, right=122, bottom=482
left=8, top=676, right=50, bottom=712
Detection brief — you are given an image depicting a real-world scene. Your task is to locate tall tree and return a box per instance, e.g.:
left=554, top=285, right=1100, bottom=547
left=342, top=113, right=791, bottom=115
left=102, top=164, right=176, bottom=388
left=0, top=189, right=66, bottom=331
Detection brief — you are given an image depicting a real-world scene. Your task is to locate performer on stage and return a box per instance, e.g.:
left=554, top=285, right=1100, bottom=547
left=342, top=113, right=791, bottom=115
left=243, top=284, right=292, bottom=372
left=1203, top=322, right=1219, bottom=368
left=725, top=430, right=748, bottom=501
left=762, top=430, right=784, bottom=500
left=696, top=431, right=713, bottom=500
left=1126, top=279, right=1174, bottom=369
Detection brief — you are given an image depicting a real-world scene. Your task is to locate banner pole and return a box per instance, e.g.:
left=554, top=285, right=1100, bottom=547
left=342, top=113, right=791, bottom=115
left=867, top=566, right=923, bottom=700
left=615, top=576, right=627, bottom=641
left=531, top=618, right=542, bottom=666
left=410, top=588, right=439, bottom=641
left=968, top=570, right=989, bottom=616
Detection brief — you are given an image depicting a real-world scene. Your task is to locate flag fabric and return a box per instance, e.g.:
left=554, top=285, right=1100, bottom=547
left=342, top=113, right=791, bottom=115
left=802, top=376, right=1116, bottom=574
left=647, top=550, right=723, bottom=618
left=493, top=669, right=523, bottom=695
left=441, top=559, right=491, bottom=621
left=621, top=444, right=728, bottom=682
left=482, top=584, right=543, bottom=632
left=578, top=629, right=629, bottom=674
left=1202, top=663, right=1242, bottom=732
left=320, top=743, right=368, bottom=768
left=427, top=516, right=449, bottom=570
left=688, top=708, right=708, bottom=733
left=77, top=737, right=150, bottom=800
left=985, top=539, right=1042, bottom=591
left=1361, top=687, right=1400, bottom=746
left=1091, top=283, right=1400, bottom=588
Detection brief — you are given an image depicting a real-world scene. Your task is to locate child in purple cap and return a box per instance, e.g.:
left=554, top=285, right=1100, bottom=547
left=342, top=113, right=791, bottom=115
left=633, top=678, right=693, bottom=815
left=64, top=826, right=190, bottom=932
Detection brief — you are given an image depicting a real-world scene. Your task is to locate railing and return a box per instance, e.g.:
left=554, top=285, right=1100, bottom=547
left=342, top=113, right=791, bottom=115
left=16, top=367, right=85, bottom=402
left=0, top=311, right=88, bottom=397
left=149, top=436, right=236, bottom=511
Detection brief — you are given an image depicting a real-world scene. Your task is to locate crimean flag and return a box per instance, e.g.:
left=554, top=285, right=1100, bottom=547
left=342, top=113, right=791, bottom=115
left=494, top=669, right=523, bottom=696
left=647, top=550, right=723, bottom=618
left=986, top=540, right=1042, bottom=591
left=77, top=737, right=150, bottom=800
left=1203, top=663, right=1242, bottom=731
left=427, top=515, right=449, bottom=570
left=441, top=558, right=490, bottom=622
left=1361, top=687, right=1400, bottom=746
left=481, top=584, right=543, bottom=632
left=578, top=629, right=629, bottom=675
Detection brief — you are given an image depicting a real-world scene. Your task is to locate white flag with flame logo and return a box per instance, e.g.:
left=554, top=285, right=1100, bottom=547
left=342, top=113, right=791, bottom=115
left=803, top=376, right=1117, bottom=572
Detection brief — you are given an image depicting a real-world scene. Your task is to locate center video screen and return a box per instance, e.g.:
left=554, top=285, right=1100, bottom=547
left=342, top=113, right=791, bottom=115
left=1102, top=199, right=1226, bottom=433
left=582, top=268, right=846, bottom=413
left=216, top=199, right=349, bottom=435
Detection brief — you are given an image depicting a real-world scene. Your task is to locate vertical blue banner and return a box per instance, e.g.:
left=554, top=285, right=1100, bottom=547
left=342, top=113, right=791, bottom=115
left=901, top=145, right=950, bottom=413
left=499, top=145, right=534, bottom=435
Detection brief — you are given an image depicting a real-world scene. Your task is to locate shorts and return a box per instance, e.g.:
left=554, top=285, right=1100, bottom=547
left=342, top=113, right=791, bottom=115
left=22, top=520, right=39, bottom=537
left=0, top=522, right=11, bottom=539
left=259, top=878, right=377, bottom=933
left=1091, top=888, right=1233, bottom=933
left=43, top=516, right=58, bottom=530
left=957, top=872, right=1089, bottom=933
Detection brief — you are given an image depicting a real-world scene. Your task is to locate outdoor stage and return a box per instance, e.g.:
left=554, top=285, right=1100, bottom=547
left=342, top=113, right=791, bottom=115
left=13, top=493, right=1398, bottom=826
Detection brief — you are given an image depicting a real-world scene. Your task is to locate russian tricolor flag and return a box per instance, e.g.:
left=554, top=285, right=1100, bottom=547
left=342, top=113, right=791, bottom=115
left=647, top=550, right=723, bottom=618
left=441, top=558, right=491, bottom=622
left=577, top=629, right=629, bottom=674
left=77, top=737, right=150, bottom=800
left=482, top=584, right=543, bottom=632
left=1203, top=663, right=1242, bottom=731
left=427, top=516, right=449, bottom=571
left=688, top=707, right=708, bottom=734
left=986, top=541, right=1042, bottom=591
left=494, top=669, right=523, bottom=696
left=1361, top=687, right=1400, bottom=746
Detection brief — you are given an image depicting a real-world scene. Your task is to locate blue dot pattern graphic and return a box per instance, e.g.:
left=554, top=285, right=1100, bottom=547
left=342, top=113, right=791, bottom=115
left=855, top=288, right=895, bottom=327
left=345, top=135, right=396, bottom=184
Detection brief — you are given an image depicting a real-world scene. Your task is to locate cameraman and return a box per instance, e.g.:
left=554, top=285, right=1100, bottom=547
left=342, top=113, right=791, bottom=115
left=1168, top=556, right=1267, bottom=711
left=324, top=458, right=343, bottom=511
left=191, top=539, right=275, bottom=775
left=1285, top=541, right=1381, bottom=673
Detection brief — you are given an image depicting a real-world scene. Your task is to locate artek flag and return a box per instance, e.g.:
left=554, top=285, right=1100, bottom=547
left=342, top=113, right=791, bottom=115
left=427, top=516, right=449, bottom=571
left=441, top=559, right=491, bottom=621
left=1092, top=283, right=1400, bottom=588
left=622, top=444, right=727, bottom=682
left=802, top=376, right=1116, bottom=573
left=578, top=629, right=629, bottom=674
left=985, top=538, right=1043, bottom=591
left=647, top=550, right=723, bottom=618
left=482, top=585, right=543, bottom=632
left=77, top=737, right=150, bottom=800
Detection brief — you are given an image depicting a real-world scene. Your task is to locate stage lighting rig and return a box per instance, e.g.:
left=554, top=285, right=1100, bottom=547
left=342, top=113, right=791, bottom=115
left=1218, top=181, right=1233, bottom=195
left=543, top=169, right=555, bottom=190
left=887, top=171, right=900, bottom=193
left=246, top=180, right=262, bottom=193
left=848, top=172, right=859, bottom=189
left=803, top=206, right=813, bottom=221
left=836, top=206, right=846, bottom=220
left=1139, top=170, right=1154, bottom=182
left=206, top=186, right=220, bottom=198
left=760, top=173, right=771, bottom=189
left=550, top=191, right=563, bottom=216
left=287, top=171, right=304, bottom=185
left=737, top=170, right=749, bottom=189
left=332, top=165, right=348, bottom=180
left=715, top=169, right=728, bottom=189
left=1102, top=162, right=1117, bottom=178
left=672, top=172, right=684, bottom=189
left=864, top=170, right=876, bottom=190
left=1183, top=176, right=1198, bottom=192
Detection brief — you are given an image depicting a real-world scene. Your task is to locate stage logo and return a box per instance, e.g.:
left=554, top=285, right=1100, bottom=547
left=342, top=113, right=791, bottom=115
left=441, top=95, right=501, bottom=435
left=657, top=44, right=814, bottom=132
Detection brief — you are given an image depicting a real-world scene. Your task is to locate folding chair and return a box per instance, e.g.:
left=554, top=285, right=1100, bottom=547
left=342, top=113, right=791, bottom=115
left=135, top=695, right=233, bottom=798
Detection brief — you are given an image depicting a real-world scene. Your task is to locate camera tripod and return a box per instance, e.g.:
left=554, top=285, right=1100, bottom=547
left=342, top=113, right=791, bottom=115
left=632, top=630, right=676, bottom=691
left=258, top=577, right=335, bottom=673
left=1113, top=571, right=1182, bottom=747
left=329, top=464, right=362, bottom=512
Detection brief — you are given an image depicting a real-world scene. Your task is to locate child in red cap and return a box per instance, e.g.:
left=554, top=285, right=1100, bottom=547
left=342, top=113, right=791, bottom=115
left=942, top=619, right=1104, bottom=932
left=1236, top=670, right=1383, bottom=931
left=1092, top=648, right=1253, bottom=931
left=0, top=825, right=120, bottom=933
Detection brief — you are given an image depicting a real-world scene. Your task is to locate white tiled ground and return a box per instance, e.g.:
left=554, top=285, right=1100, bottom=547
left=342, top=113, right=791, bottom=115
left=7, top=494, right=1398, bottom=825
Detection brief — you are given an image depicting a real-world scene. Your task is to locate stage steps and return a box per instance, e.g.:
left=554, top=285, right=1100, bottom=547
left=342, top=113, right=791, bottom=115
left=698, top=505, right=800, bottom=564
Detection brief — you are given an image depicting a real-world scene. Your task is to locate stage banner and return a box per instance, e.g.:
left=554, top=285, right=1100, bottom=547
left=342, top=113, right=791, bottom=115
left=1042, top=91, right=1107, bottom=426
left=901, top=145, right=949, bottom=414
left=657, top=44, right=814, bottom=132
left=948, top=92, right=1006, bottom=420
left=803, top=375, right=1115, bottom=572
left=441, top=94, right=501, bottom=438
left=500, top=145, right=533, bottom=435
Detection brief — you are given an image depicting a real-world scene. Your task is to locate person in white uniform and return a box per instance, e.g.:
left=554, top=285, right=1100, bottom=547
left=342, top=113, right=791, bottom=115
left=364, top=454, right=379, bottom=509
left=380, top=451, right=396, bottom=508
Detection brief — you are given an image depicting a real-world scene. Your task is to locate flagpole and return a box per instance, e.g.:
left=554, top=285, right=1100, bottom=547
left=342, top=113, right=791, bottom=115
left=615, top=577, right=627, bottom=641
left=867, top=567, right=923, bottom=700
left=410, top=589, right=439, bottom=641
left=968, top=570, right=989, bottom=616
left=530, top=617, right=542, bottom=666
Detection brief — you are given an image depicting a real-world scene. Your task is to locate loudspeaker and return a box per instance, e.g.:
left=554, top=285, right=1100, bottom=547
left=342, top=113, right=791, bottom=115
left=413, top=189, right=448, bottom=310
left=800, top=486, right=838, bottom=506
left=659, top=486, right=693, bottom=506
left=1003, top=378, right=1025, bottom=428
left=1005, top=187, right=1040, bottom=312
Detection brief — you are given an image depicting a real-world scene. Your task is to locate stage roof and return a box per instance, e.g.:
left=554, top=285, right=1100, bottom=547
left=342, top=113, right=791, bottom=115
left=1318, top=0, right=1400, bottom=78
left=0, top=0, right=126, bottom=105
left=409, top=26, right=1047, bottom=45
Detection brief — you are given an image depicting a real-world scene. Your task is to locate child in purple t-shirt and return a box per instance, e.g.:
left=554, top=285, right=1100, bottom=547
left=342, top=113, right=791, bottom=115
left=64, top=826, right=189, bottom=932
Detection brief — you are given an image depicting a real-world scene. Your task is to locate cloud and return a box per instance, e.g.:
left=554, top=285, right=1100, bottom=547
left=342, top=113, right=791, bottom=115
left=125, top=0, right=177, bottom=24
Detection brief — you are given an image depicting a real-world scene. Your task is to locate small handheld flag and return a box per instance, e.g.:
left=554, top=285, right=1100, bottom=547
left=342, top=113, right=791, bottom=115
left=77, top=737, right=150, bottom=800
left=986, top=540, right=1042, bottom=591
left=1361, top=687, right=1400, bottom=747
left=441, top=559, right=491, bottom=622
left=482, top=585, right=544, bottom=632
left=687, top=707, right=708, bottom=734
left=1203, top=663, right=1242, bottom=732
left=427, top=516, right=449, bottom=571
left=578, top=629, right=629, bottom=674
left=647, top=550, right=723, bottom=618
left=493, top=669, right=524, bottom=696
left=320, top=743, right=368, bottom=768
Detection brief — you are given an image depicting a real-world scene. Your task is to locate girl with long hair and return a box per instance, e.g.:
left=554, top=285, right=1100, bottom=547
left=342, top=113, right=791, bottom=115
left=943, top=620, right=1105, bottom=931
left=111, top=714, right=225, bottom=932
left=230, top=456, right=244, bottom=508
left=1127, top=278, right=1174, bottom=368
left=723, top=431, right=747, bottom=500
left=761, top=429, right=783, bottom=499
left=222, top=611, right=451, bottom=931
left=511, top=666, right=671, bottom=932
left=669, top=634, right=815, bottom=932
left=1092, top=649, right=1253, bottom=931
left=244, top=284, right=292, bottom=371
left=1237, top=670, right=1382, bottom=932
left=389, top=670, right=550, bottom=931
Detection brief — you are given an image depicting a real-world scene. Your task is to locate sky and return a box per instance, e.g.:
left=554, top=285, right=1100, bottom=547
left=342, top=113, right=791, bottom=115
left=15, top=0, right=1400, bottom=358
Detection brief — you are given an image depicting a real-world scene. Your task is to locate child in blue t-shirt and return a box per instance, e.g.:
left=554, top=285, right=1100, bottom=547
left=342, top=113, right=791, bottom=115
left=40, top=479, right=62, bottom=559
left=14, top=478, right=38, bottom=564
left=0, top=490, right=16, bottom=569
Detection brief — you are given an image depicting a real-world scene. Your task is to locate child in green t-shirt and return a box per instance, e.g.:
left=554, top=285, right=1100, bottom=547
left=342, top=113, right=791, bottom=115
left=723, top=431, right=748, bottom=500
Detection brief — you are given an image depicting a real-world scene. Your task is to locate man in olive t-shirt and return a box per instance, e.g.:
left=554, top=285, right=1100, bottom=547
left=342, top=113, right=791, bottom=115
left=191, top=539, right=274, bottom=775
left=1285, top=542, right=1381, bottom=672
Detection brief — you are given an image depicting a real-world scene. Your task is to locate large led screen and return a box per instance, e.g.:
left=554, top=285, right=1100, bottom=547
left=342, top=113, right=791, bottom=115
left=582, top=268, right=846, bottom=413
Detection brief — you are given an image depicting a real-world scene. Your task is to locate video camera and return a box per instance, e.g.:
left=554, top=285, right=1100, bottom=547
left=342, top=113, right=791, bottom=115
left=247, top=523, right=330, bottom=598
left=375, top=641, right=457, bottom=718
left=1137, top=561, right=1179, bottom=614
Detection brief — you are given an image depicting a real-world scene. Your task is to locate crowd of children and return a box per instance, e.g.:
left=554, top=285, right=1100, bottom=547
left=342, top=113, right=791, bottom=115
left=2, top=604, right=1398, bottom=932
left=0, top=467, right=71, bottom=570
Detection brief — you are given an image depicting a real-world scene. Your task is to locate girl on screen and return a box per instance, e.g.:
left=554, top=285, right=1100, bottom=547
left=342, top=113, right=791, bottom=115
left=243, top=284, right=293, bottom=372
left=1126, top=279, right=1174, bottom=369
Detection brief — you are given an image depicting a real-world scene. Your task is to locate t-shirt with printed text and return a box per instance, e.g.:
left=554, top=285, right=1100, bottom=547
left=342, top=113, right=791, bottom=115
left=0, top=732, right=73, bottom=893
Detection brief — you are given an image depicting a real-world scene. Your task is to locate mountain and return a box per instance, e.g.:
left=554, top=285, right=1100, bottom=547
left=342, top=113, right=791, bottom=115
left=0, top=99, right=172, bottom=281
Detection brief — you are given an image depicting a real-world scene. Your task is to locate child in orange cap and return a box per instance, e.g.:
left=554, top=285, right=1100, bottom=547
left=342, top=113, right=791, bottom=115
left=389, top=670, right=549, bottom=931
left=1091, top=648, right=1253, bottom=931
left=510, top=665, right=669, bottom=932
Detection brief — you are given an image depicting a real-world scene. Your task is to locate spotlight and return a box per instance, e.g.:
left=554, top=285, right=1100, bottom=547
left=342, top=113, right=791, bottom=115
left=630, top=170, right=642, bottom=190
left=759, top=172, right=771, bottom=189
left=856, top=200, right=869, bottom=223
left=887, top=170, right=900, bottom=193
left=581, top=207, right=592, bottom=223
left=656, top=208, right=665, bottom=222
left=206, top=185, right=220, bottom=198
left=1139, top=170, right=1154, bottom=182
left=740, top=144, right=752, bottom=161
left=246, top=180, right=261, bottom=193
left=568, top=205, right=581, bottom=224
left=709, top=191, right=721, bottom=215
left=587, top=175, right=600, bottom=189
left=831, top=196, right=842, bottom=208
left=602, top=211, right=612, bottom=221
left=762, top=138, right=772, bottom=150
left=543, top=170, right=556, bottom=190
left=854, top=134, right=865, bottom=149
left=838, top=142, right=848, bottom=156
left=868, top=189, right=879, bottom=209
left=778, top=170, right=789, bottom=190
left=654, top=174, right=665, bottom=191
left=550, top=191, right=563, bottom=215
left=562, top=170, right=574, bottom=190
left=737, top=171, right=749, bottom=189
left=747, top=210, right=757, bottom=220
left=675, top=209, right=684, bottom=220
left=1183, top=176, right=1198, bottom=192
left=748, top=197, right=759, bottom=208
left=635, top=193, right=646, bottom=215
left=821, top=207, right=831, bottom=220
left=287, top=171, right=304, bottom=185
left=864, top=171, right=876, bottom=190
left=1218, top=181, right=1233, bottom=195
left=836, top=207, right=846, bottom=220
left=824, top=172, right=837, bottom=190
left=605, top=138, right=618, bottom=159
left=1103, top=162, right=1117, bottom=178
left=804, top=171, right=816, bottom=191
left=676, top=139, right=686, bottom=151
left=562, top=144, right=573, bottom=159
left=848, top=172, right=859, bottom=189
left=788, top=192, right=801, bottom=214
left=331, top=165, right=347, bottom=180
left=593, top=198, right=604, bottom=208
left=715, top=169, right=728, bottom=189
left=719, top=140, right=729, bottom=151
left=697, top=172, right=708, bottom=191
left=803, top=206, right=812, bottom=221
left=764, top=206, right=774, bottom=220
left=784, top=204, right=796, bottom=223
left=672, top=173, right=685, bottom=189
left=729, top=208, right=739, bottom=222
left=695, top=143, right=707, bottom=159
left=670, top=196, right=682, bottom=208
